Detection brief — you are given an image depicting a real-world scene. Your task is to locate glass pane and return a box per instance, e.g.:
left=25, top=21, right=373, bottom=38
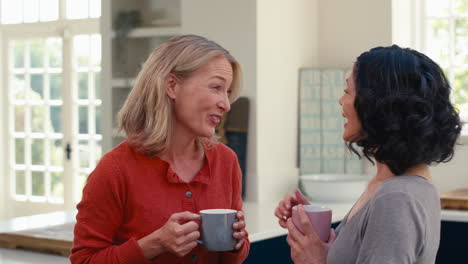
left=30, top=39, right=44, bottom=68
left=78, top=72, right=88, bottom=99
left=15, top=138, right=25, bottom=164
left=455, top=69, right=468, bottom=109
left=95, top=105, right=101, bottom=134
left=31, top=171, right=45, bottom=196
left=67, top=0, right=88, bottom=19
left=74, top=35, right=90, bottom=67
left=90, top=0, right=101, bottom=18
left=95, top=140, right=102, bottom=164
left=455, top=18, right=468, bottom=65
left=51, top=139, right=63, bottom=166
left=50, top=106, right=62, bottom=133
left=40, top=0, right=59, bottom=21
left=79, top=140, right=89, bottom=168
left=1, top=0, right=23, bottom=24
left=31, top=138, right=45, bottom=165
left=51, top=171, right=63, bottom=199
left=94, top=71, right=101, bottom=99
left=47, top=38, right=62, bottom=68
left=12, top=41, right=25, bottom=68
left=79, top=106, right=88, bottom=134
left=24, top=0, right=39, bottom=23
left=15, top=105, right=25, bottom=132
left=31, top=105, right=45, bottom=132
left=426, top=19, right=450, bottom=67
left=50, top=73, right=62, bottom=100
left=426, top=0, right=450, bottom=17
left=13, top=74, right=26, bottom=100
left=91, top=35, right=101, bottom=66
left=15, top=170, right=26, bottom=195
left=454, top=0, right=468, bottom=16
left=30, top=74, right=44, bottom=98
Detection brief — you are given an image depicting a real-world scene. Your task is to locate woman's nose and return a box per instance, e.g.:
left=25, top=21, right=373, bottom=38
left=218, top=94, right=231, bottom=112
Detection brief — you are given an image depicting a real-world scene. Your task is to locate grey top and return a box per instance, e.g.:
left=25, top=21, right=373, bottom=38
left=327, top=175, right=441, bottom=264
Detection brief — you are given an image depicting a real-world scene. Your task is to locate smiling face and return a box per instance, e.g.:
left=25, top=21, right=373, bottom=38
left=339, top=68, right=362, bottom=142
left=166, top=55, right=233, bottom=139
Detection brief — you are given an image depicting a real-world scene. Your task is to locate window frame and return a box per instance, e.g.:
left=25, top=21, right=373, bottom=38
left=0, top=0, right=101, bottom=219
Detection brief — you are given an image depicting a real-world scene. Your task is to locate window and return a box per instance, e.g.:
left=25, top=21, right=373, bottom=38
left=423, top=0, right=468, bottom=124
left=1, top=0, right=101, bottom=218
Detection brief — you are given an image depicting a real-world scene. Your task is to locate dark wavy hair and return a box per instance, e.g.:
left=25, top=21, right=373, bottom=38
left=348, top=45, right=462, bottom=175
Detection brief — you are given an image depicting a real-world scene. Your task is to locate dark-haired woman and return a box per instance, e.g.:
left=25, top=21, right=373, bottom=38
left=274, top=45, right=462, bottom=264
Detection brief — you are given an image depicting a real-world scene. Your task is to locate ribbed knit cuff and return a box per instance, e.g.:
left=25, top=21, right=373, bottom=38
left=118, top=237, right=153, bottom=264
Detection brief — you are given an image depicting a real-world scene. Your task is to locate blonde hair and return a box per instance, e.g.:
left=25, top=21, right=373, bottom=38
left=117, top=34, right=242, bottom=155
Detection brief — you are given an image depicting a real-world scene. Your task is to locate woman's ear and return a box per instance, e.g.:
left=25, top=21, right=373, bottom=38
left=165, top=73, right=178, bottom=99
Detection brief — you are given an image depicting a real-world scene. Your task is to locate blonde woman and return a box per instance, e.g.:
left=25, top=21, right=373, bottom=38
left=71, top=35, right=249, bottom=263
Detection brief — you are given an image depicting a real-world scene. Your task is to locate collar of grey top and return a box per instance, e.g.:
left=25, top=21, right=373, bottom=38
left=341, top=175, right=436, bottom=227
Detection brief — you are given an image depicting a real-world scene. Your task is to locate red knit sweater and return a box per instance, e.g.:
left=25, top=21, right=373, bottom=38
left=70, top=141, right=249, bottom=263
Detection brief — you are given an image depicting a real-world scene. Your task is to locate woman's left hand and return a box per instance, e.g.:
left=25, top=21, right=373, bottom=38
left=286, top=205, right=336, bottom=264
left=232, top=211, right=247, bottom=250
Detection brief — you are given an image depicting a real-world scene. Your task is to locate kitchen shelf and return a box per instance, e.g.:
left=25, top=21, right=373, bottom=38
left=111, top=78, right=136, bottom=88
left=111, top=26, right=181, bottom=38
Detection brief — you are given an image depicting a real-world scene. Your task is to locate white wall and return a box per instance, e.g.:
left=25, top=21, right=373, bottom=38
left=256, top=0, right=318, bottom=202
left=317, top=0, right=393, bottom=67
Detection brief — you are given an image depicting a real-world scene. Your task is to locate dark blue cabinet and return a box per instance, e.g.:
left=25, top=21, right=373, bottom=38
left=244, top=235, right=292, bottom=264
left=244, top=221, right=460, bottom=263
left=436, top=221, right=468, bottom=263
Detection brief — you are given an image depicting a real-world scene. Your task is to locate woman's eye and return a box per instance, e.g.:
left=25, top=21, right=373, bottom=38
left=211, top=85, right=221, bottom=90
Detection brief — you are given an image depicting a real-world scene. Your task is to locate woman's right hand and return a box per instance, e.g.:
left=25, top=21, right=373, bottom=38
left=274, top=189, right=310, bottom=228
left=138, top=211, right=200, bottom=259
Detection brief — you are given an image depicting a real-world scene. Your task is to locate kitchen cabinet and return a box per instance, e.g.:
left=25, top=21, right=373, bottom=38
left=436, top=220, right=468, bottom=263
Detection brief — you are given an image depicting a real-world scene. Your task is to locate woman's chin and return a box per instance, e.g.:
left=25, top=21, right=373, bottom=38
left=198, top=129, right=216, bottom=138
left=343, top=132, right=362, bottom=143
left=342, top=133, right=351, bottom=142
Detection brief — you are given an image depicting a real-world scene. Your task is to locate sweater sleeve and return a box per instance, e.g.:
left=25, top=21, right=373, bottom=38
left=70, top=153, right=151, bottom=264
left=220, top=152, right=250, bottom=264
left=355, top=192, right=425, bottom=264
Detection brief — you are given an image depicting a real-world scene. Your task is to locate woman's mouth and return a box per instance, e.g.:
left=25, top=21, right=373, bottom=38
left=209, top=114, right=221, bottom=125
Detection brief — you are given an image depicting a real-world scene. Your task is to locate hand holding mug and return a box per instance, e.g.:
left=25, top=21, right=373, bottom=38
left=274, top=189, right=310, bottom=228
left=232, top=211, right=246, bottom=250
left=286, top=205, right=336, bottom=264
left=150, top=211, right=200, bottom=258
